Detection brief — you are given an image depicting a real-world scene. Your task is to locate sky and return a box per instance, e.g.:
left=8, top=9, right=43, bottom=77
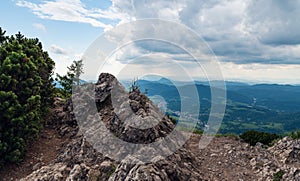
left=1, top=0, right=300, bottom=84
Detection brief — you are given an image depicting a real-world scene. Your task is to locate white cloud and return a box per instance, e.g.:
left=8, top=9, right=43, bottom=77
left=105, top=0, right=300, bottom=83
left=17, top=0, right=300, bottom=83
left=245, top=0, right=300, bottom=46
left=33, top=23, right=46, bottom=32
left=17, top=0, right=300, bottom=65
left=16, top=0, right=129, bottom=31
left=112, top=0, right=184, bottom=20
left=50, top=44, right=68, bottom=55
left=51, top=53, right=73, bottom=77
left=220, top=62, right=300, bottom=84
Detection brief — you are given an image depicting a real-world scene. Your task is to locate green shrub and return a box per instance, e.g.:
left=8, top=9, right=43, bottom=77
left=193, top=129, right=204, bottom=135
left=0, top=28, right=55, bottom=166
left=289, top=130, right=300, bottom=140
left=166, top=114, right=177, bottom=125
left=273, top=170, right=284, bottom=181
left=55, top=60, right=83, bottom=97
left=107, top=165, right=116, bottom=177
left=240, top=130, right=282, bottom=146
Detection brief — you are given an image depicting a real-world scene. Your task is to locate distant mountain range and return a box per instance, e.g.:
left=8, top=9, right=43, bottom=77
left=132, top=78, right=300, bottom=112
left=121, top=77, right=300, bottom=134
left=54, top=79, right=87, bottom=88
left=55, top=77, right=300, bottom=134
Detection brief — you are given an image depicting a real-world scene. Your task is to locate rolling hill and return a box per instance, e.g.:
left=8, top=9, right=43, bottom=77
left=129, top=78, right=300, bottom=134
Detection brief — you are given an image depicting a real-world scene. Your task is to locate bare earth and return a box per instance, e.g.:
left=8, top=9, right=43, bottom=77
left=0, top=123, right=272, bottom=181
left=0, top=122, right=69, bottom=180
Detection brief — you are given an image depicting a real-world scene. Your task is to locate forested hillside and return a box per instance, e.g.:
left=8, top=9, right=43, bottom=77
left=133, top=78, right=300, bottom=134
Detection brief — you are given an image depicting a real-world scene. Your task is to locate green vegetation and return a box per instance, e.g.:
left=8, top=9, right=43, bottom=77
left=193, top=129, right=204, bottom=135
left=166, top=114, right=177, bottom=125
left=107, top=165, right=116, bottom=177
left=129, top=77, right=140, bottom=93
left=273, top=170, right=284, bottom=181
left=240, top=130, right=282, bottom=146
left=137, top=79, right=300, bottom=135
left=216, top=133, right=239, bottom=139
left=289, top=130, right=300, bottom=140
left=0, top=28, right=55, bottom=166
left=55, top=59, right=83, bottom=98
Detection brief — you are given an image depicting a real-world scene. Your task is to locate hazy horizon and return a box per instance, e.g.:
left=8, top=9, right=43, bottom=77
left=2, top=0, right=300, bottom=84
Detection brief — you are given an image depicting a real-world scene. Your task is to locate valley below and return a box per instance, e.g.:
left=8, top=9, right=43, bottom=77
left=127, top=78, right=300, bottom=135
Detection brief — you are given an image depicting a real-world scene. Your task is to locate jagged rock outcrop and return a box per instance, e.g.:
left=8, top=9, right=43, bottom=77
left=249, top=137, right=300, bottom=181
left=20, top=73, right=300, bottom=181
left=92, top=73, right=176, bottom=144
left=21, top=73, right=202, bottom=180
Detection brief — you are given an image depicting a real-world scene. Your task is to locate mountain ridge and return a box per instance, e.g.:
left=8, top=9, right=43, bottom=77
left=11, top=73, right=300, bottom=181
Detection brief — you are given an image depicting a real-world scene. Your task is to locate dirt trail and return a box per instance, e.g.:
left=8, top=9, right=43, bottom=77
left=185, top=134, right=259, bottom=180
left=0, top=123, right=68, bottom=180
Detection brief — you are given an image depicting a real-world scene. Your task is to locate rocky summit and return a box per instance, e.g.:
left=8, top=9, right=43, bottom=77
left=15, top=73, right=300, bottom=180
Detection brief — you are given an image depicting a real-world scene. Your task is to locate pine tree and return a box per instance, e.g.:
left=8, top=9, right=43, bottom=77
left=0, top=28, right=8, bottom=44
left=0, top=28, right=55, bottom=166
left=56, top=59, right=84, bottom=97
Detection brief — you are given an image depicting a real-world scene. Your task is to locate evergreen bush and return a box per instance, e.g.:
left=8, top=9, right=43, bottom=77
left=0, top=28, right=55, bottom=166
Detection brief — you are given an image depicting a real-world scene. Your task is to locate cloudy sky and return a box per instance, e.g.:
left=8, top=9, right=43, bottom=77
left=1, top=0, right=300, bottom=84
